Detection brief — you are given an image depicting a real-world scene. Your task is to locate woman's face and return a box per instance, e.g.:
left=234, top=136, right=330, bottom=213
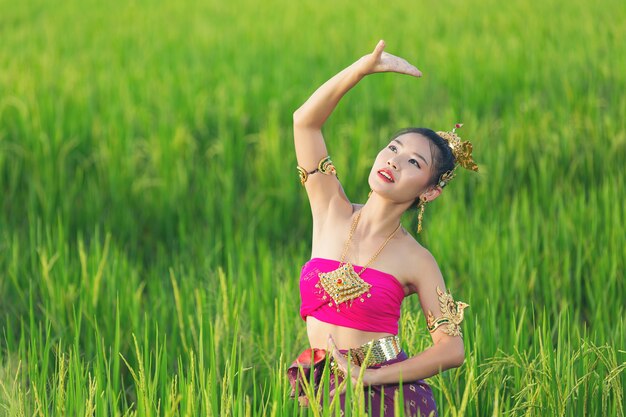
left=368, top=132, right=436, bottom=204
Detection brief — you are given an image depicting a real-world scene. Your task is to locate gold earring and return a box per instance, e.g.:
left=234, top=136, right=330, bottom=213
left=417, top=198, right=427, bottom=234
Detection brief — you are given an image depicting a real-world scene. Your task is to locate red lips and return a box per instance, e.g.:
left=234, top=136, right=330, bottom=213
left=377, top=169, right=395, bottom=183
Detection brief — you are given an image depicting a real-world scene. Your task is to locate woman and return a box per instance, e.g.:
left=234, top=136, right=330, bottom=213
left=288, top=40, right=477, bottom=416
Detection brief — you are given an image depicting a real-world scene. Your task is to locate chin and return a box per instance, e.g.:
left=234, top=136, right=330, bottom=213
left=367, top=175, right=390, bottom=197
left=369, top=185, right=401, bottom=202
left=369, top=183, right=418, bottom=207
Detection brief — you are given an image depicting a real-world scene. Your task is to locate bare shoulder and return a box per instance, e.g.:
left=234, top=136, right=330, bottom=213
left=395, top=231, right=444, bottom=291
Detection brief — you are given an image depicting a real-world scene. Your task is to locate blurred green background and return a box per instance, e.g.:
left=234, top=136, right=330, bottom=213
left=0, top=0, right=624, bottom=415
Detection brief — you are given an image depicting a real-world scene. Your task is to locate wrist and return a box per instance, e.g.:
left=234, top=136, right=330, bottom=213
left=348, top=59, right=369, bottom=80
left=368, top=367, right=384, bottom=385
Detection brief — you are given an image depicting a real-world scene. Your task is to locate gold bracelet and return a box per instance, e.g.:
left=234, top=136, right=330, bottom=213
left=297, top=156, right=338, bottom=185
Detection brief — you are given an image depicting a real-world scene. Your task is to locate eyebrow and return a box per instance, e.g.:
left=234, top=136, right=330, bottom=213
left=393, top=139, right=429, bottom=166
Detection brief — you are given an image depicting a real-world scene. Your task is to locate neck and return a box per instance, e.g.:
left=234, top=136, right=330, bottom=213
left=357, top=192, right=411, bottom=237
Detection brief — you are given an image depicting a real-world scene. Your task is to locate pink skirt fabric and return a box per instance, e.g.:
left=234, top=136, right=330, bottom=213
left=288, top=348, right=438, bottom=417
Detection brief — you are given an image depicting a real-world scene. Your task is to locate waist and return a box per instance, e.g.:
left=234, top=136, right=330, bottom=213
left=306, top=315, right=395, bottom=347
left=339, top=334, right=402, bottom=368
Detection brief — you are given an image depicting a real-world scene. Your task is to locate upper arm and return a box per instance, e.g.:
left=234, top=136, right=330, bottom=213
left=293, top=124, right=351, bottom=221
left=411, top=250, right=467, bottom=361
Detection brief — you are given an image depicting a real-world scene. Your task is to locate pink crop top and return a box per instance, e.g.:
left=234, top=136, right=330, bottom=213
left=299, top=258, right=406, bottom=334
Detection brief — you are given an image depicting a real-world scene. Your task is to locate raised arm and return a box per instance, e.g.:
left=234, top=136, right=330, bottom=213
left=293, top=40, right=422, bottom=222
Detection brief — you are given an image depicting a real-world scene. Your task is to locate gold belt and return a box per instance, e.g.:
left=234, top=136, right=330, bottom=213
left=340, top=335, right=402, bottom=368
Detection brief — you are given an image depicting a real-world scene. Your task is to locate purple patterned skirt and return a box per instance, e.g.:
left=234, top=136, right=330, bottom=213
left=288, top=348, right=438, bottom=417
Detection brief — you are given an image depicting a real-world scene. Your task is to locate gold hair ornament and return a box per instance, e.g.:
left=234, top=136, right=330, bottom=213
left=297, top=156, right=338, bottom=185
left=435, top=124, right=478, bottom=188
left=426, top=286, right=469, bottom=337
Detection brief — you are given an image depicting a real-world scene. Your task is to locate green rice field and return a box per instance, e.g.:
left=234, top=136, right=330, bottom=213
left=1, top=0, right=625, bottom=415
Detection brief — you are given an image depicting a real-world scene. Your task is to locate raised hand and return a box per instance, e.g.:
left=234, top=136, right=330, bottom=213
left=355, top=40, right=422, bottom=78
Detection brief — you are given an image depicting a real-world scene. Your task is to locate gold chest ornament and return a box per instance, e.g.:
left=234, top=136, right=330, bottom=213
left=317, top=262, right=372, bottom=308
left=315, top=210, right=401, bottom=312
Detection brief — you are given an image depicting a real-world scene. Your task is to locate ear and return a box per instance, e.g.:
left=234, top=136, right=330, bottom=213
left=421, top=186, right=443, bottom=203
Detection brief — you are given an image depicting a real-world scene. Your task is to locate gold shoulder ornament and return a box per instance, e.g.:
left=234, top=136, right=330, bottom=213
left=426, top=286, right=469, bottom=337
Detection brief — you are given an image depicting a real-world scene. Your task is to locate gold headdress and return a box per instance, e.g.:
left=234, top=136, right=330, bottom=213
left=435, top=124, right=478, bottom=188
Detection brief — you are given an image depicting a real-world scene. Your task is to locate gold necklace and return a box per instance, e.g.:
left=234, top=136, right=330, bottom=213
left=315, top=210, right=401, bottom=312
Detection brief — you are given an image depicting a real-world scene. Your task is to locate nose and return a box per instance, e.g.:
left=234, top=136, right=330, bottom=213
left=387, top=158, right=398, bottom=170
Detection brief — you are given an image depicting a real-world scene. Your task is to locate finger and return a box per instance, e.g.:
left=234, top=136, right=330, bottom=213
left=328, top=334, right=344, bottom=358
left=332, top=348, right=347, bottom=368
left=378, top=52, right=423, bottom=77
left=395, top=56, right=422, bottom=77
left=405, top=64, right=422, bottom=77
left=372, top=39, right=385, bottom=59
left=331, top=346, right=346, bottom=368
left=327, top=335, right=344, bottom=366
left=327, top=334, right=336, bottom=351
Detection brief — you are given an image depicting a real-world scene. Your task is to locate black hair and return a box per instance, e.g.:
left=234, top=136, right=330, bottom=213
left=389, top=127, right=455, bottom=204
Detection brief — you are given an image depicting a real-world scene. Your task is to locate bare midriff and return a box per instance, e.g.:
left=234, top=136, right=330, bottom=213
left=306, top=316, right=394, bottom=349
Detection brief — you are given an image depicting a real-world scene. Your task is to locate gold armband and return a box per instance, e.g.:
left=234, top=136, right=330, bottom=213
left=297, top=156, right=338, bottom=185
left=426, top=286, right=469, bottom=337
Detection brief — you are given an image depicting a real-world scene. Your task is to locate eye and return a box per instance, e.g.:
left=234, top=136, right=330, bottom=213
left=388, top=145, right=398, bottom=152
left=409, top=158, right=421, bottom=168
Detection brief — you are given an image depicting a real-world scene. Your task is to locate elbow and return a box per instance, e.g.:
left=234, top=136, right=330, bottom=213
left=451, top=350, right=465, bottom=368
left=445, top=338, right=466, bottom=369
left=292, top=109, right=300, bottom=125
left=293, top=108, right=305, bottom=127
left=293, top=107, right=316, bottom=129
left=450, top=342, right=465, bottom=368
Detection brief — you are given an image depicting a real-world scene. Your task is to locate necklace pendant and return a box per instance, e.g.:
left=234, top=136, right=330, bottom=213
left=318, top=262, right=372, bottom=308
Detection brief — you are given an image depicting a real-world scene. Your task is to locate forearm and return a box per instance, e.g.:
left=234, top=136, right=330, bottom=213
left=293, top=62, right=364, bottom=129
left=371, top=339, right=465, bottom=385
